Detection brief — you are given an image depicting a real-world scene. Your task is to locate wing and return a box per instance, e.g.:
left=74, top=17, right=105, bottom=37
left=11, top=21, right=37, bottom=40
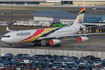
left=38, top=33, right=105, bottom=40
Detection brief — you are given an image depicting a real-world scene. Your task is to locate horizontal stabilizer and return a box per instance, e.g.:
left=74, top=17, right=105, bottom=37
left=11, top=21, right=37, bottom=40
left=6, top=27, right=14, bottom=32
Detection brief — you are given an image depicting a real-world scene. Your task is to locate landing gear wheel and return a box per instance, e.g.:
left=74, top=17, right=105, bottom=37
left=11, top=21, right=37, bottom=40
left=58, top=44, right=61, bottom=47
left=38, top=43, right=41, bottom=47
left=53, top=44, right=61, bottom=47
left=34, top=43, right=42, bottom=47
left=9, top=44, right=12, bottom=46
left=53, top=45, right=55, bottom=47
left=34, top=43, right=36, bottom=47
left=46, top=42, right=50, bottom=47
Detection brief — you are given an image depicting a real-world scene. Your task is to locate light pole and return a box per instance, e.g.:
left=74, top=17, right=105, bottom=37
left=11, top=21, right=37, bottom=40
left=83, top=0, right=85, bottom=5
left=12, top=0, right=13, bottom=23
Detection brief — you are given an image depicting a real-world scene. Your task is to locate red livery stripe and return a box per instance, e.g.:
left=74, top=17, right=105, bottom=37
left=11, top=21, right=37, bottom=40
left=80, top=7, right=85, bottom=12
left=20, top=29, right=45, bottom=42
left=79, top=7, right=86, bottom=14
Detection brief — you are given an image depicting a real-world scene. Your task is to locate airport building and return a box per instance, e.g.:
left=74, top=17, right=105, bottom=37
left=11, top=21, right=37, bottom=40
left=33, top=10, right=69, bottom=24
left=0, top=0, right=105, bottom=5
left=33, top=10, right=105, bottom=33
left=33, top=10, right=105, bottom=25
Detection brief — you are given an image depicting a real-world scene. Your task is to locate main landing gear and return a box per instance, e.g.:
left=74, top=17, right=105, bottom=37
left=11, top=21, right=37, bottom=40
left=9, top=44, right=12, bottom=46
left=34, top=42, right=50, bottom=47
left=34, top=43, right=61, bottom=47
left=46, top=42, right=61, bottom=47
left=46, top=42, right=50, bottom=47
left=53, top=44, right=61, bottom=47
left=34, top=43, right=41, bottom=47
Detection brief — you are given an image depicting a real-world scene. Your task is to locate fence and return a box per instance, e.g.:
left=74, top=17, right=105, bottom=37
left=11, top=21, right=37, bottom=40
left=0, top=48, right=105, bottom=59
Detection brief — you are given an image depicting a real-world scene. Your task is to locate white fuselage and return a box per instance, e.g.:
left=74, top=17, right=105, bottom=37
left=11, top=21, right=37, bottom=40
left=1, top=25, right=80, bottom=44
left=1, top=7, right=86, bottom=45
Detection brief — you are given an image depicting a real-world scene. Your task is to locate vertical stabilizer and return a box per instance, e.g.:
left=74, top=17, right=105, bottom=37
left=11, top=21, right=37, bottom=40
left=72, top=7, right=86, bottom=26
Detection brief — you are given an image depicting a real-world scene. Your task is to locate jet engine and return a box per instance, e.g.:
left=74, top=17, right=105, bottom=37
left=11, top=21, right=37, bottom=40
left=49, top=39, right=60, bottom=45
left=78, top=36, right=89, bottom=42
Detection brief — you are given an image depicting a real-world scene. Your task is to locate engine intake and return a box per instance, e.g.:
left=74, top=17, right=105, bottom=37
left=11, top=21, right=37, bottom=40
left=78, top=36, right=89, bottom=42
left=49, top=39, right=60, bottom=45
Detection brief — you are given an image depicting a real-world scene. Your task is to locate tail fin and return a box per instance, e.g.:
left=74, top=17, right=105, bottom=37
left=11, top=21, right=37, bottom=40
left=72, top=7, right=86, bottom=26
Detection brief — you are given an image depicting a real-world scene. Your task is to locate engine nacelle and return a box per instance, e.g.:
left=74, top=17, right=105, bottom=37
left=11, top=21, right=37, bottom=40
left=49, top=39, right=60, bottom=45
left=78, top=36, right=89, bottom=42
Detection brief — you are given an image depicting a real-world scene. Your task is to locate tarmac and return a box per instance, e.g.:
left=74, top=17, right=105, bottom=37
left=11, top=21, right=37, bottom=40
left=0, top=33, right=105, bottom=52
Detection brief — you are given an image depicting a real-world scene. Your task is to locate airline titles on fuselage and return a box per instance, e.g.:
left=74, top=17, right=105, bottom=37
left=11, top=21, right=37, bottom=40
left=17, top=32, right=31, bottom=36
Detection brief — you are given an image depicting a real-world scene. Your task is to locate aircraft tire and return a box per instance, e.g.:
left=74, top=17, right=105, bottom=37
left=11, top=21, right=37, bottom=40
left=38, top=43, right=41, bottom=47
left=58, top=44, right=61, bottom=47
left=46, top=42, right=50, bottom=47
left=56, top=44, right=58, bottom=47
left=9, top=44, right=12, bottom=46
left=53, top=44, right=61, bottom=47
left=53, top=45, right=55, bottom=47
left=34, top=43, right=36, bottom=47
left=52, top=44, right=61, bottom=47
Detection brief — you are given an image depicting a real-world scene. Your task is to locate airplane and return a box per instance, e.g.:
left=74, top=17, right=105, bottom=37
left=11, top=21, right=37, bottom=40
left=0, top=7, right=103, bottom=47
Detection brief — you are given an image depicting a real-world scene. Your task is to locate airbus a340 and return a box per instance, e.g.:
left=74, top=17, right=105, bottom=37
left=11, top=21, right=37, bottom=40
left=1, top=7, right=103, bottom=47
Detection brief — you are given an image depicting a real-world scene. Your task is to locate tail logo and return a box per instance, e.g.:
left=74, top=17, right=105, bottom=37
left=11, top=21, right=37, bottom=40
left=78, top=16, right=82, bottom=23
left=78, top=16, right=82, bottom=22
left=78, top=19, right=82, bottom=23
left=79, top=16, right=82, bottom=18
left=78, top=19, right=82, bottom=21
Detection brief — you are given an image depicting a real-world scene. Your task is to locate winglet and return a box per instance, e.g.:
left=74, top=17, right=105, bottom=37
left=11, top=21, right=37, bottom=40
left=6, top=27, right=14, bottom=32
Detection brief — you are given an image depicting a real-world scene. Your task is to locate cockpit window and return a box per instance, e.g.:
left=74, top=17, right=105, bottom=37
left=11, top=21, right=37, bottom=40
left=3, top=35, right=10, bottom=38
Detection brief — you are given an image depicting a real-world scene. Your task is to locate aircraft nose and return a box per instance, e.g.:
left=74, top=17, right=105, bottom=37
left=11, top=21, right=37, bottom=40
left=1, top=37, right=12, bottom=44
left=1, top=38, right=7, bottom=43
left=1, top=38, right=5, bottom=42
